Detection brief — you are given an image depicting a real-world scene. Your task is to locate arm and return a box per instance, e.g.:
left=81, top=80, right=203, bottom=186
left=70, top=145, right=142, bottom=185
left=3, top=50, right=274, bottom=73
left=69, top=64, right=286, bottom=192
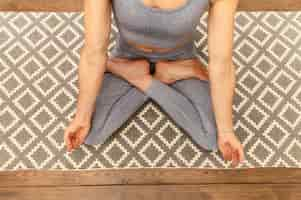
left=157, top=0, right=238, bottom=133
left=207, top=0, right=237, bottom=134
left=207, top=0, right=244, bottom=166
left=76, top=0, right=112, bottom=122
left=64, top=0, right=112, bottom=151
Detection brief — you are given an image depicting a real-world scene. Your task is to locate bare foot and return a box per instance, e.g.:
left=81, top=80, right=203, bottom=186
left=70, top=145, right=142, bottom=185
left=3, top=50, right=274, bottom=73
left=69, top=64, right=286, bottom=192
left=106, top=56, right=153, bottom=92
left=154, top=59, right=209, bottom=84
left=107, top=57, right=149, bottom=80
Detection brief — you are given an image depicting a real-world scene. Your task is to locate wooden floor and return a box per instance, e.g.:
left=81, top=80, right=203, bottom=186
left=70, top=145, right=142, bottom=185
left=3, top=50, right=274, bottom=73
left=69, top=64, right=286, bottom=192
left=0, top=168, right=301, bottom=200
left=0, top=1, right=300, bottom=200
left=1, top=0, right=301, bottom=11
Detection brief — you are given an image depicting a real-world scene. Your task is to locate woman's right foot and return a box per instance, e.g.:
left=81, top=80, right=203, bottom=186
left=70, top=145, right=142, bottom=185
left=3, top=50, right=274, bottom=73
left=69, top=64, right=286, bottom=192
left=106, top=57, right=153, bottom=92
left=107, top=57, right=149, bottom=80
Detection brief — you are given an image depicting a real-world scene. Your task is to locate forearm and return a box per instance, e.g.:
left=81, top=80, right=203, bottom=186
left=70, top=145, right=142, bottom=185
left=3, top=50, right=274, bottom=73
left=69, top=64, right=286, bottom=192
left=75, top=46, right=108, bottom=121
left=208, top=60, right=235, bottom=134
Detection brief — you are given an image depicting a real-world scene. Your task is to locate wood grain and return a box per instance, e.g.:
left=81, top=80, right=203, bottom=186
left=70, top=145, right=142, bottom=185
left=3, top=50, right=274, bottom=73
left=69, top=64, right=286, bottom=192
left=0, top=184, right=300, bottom=200
left=1, top=168, right=301, bottom=187
left=0, top=0, right=301, bottom=11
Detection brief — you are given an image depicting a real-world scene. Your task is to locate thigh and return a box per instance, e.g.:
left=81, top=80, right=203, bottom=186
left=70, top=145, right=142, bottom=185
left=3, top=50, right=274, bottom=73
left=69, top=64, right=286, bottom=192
left=95, top=72, right=132, bottom=106
left=84, top=72, right=133, bottom=144
left=89, top=72, right=133, bottom=132
left=90, top=86, right=149, bottom=145
left=170, top=79, right=212, bottom=110
left=170, top=78, right=218, bottom=149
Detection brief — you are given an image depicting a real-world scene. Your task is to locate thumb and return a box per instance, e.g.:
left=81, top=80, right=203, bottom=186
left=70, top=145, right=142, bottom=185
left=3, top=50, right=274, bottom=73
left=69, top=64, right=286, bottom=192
left=64, top=122, right=79, bottom=152
left=77, top=126, right=90, bottom=146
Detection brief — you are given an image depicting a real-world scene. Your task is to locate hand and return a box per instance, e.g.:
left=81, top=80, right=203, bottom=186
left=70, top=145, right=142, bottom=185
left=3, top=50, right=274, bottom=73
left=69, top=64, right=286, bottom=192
left=64, top=114, right=91, bottom=152
left=218, top=131, right=245, bottom=167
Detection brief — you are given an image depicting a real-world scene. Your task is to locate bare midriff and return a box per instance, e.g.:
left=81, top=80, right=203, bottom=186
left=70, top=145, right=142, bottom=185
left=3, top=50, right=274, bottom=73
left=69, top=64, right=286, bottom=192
left=125, top=38, right=188, bottom=53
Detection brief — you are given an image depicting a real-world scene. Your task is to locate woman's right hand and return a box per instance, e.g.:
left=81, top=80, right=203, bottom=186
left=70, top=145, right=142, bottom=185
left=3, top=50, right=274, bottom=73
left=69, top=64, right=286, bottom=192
left=64, top=114, right=91, bottom=152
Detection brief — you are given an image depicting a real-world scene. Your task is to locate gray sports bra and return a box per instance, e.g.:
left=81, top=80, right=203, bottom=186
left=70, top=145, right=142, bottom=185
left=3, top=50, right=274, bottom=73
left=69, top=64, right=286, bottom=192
left=111, top=0, right=209, bottom=49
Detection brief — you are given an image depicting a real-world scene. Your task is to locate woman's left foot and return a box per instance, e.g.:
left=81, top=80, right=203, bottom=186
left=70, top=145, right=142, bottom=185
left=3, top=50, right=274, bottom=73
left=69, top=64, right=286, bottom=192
left=154, top=59, right=209, bottom=84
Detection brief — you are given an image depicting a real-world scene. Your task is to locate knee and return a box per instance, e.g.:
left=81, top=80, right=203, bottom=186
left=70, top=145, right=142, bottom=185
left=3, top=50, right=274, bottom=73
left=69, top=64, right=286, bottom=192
left=194, top=117, right=218, bottom=151
left=83, top=133, right=98, bottom=145
left=203, top=119, right=219, bottom=151
left=193, top=133, right=218, bottom=152
left=204, top=136, right=218, bottom=151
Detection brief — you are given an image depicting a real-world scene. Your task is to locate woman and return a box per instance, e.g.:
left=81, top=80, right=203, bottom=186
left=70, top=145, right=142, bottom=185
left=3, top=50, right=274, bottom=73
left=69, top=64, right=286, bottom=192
left=64, top=0, right=245, bottom=167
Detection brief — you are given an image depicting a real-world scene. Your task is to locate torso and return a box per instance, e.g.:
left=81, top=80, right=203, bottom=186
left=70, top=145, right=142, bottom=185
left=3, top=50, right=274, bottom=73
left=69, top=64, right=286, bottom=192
left=112, top=0, right=209, bottom=54
left=126, top=0, right=193, bottom=53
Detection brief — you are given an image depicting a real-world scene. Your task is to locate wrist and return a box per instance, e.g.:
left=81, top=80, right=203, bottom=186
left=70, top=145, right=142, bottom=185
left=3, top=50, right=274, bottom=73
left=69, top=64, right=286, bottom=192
left=75, top=99, right=95, bottom=122
left=218, top=128, right=234, bottom=135
left=75, top=108, right=93, bottom=122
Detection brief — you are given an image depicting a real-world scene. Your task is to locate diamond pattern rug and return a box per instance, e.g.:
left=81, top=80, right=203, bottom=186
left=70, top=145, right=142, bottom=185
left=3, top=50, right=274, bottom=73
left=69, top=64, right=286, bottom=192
left=0, top=11, right=300, bottom=170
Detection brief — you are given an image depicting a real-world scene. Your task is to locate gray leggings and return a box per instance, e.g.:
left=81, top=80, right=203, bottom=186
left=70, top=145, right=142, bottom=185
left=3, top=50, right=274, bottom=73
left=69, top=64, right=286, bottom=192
left=84, top=38, right=218, bottom=151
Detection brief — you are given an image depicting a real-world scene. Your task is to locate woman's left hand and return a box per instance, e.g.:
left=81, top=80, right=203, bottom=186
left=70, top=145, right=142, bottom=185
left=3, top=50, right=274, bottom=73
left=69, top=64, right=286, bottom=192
left=218, top=131, right=245, bottom=167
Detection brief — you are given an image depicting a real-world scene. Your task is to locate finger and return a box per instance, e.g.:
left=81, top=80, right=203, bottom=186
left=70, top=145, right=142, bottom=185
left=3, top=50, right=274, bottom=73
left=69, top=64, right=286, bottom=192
left=74, top=127, right=86, bottom=149
left=75, top=137, right=81, bottom=149
left=231, top=150, right=240, bottom=167
left=65, top=137, right=72, bottom=152
left=77, top=130, right=88, bottom=147
left=220, top=142, right=232, bottom=161
left=68, top=133, right=76, bottom=152
left=72, top=135, right=78, bottom=149
left=220, top=143, right=230, bottom=161
left=64, top=128, right=73, bottom=152
left=235, top=150, right=241, bottom=166
left=71, top=129, right=79, bottom=149
left=74, top=134, right=82, bottom=149
left=67, top=135, right=72, bottom=152
left=64, top=123, right=78, bottom=151
left=224, top=142, right=233, bottom=161
left=66, top=137, right=72, bottom=152
left=71, top=134, right=78, bottom=149
left=238, top=145, right=245, bottom=162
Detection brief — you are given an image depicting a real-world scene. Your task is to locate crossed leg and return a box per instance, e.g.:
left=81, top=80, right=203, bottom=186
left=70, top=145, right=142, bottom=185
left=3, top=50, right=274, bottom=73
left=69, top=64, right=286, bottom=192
left=83, top=56, right=150, bottom=145
left=84, top=52, right=218, bottom=151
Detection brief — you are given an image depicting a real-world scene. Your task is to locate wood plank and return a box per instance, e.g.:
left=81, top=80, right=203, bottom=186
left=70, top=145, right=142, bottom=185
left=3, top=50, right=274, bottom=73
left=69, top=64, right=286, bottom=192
left=238, top=0, right=301, bottom=11
left=0, top=184, right=300, bottom=200
left=0, top=0, right=301, bottom=11
left=1, top=168, right=301, bottom=187
left=0, top=0, right=83, bottom=12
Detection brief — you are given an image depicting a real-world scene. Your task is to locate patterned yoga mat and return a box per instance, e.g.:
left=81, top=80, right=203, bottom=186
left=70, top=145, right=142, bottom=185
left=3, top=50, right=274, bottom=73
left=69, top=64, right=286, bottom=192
left=0, top=11, right=300, bottom=170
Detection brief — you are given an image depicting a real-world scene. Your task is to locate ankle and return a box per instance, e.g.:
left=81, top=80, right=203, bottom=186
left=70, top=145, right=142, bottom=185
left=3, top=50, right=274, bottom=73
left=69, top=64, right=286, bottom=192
left=153, top=61, right=170, bottom=83
left=130, top=74, right=153, bottom=92
left=106, top=57, right=118, bottom=73
left=192, top=65, right=205, bottom=79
